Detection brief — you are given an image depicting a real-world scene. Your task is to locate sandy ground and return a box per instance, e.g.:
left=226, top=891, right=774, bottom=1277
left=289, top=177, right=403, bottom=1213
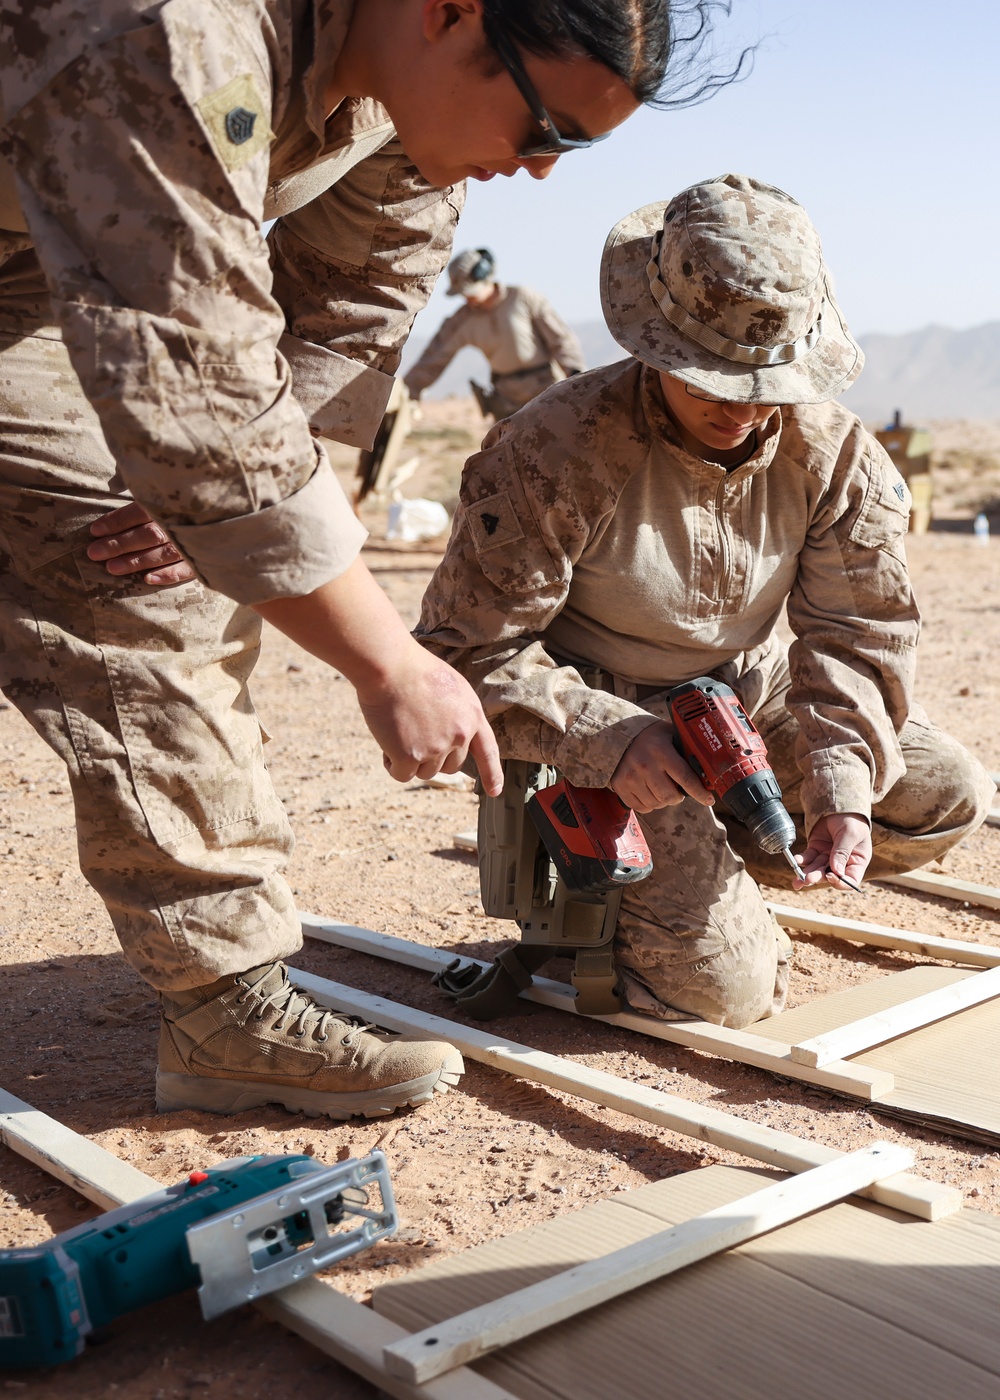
left=3, top=405, right=1000, bottom=1396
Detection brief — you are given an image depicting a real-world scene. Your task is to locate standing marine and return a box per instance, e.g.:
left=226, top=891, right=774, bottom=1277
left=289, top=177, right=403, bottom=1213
left=404, top=247, right=586, bottom=419
left=0, top=0, right=723, bottom=1116
left=416, top=174, right=994, bottom=1028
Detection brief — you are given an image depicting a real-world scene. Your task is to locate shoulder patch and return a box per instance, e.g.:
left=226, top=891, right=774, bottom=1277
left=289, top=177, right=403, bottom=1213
left=467, top=489, right=524, bottom=554
left=197, top=74, right=274, bottom=172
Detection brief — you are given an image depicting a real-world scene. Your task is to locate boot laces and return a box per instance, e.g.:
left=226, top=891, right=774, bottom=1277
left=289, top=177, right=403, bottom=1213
left=239, top=967, right=376, bottom=1045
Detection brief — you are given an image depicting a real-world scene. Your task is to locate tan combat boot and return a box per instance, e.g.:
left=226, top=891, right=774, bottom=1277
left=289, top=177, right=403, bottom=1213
left=156, top=962, right=463, bottom=1118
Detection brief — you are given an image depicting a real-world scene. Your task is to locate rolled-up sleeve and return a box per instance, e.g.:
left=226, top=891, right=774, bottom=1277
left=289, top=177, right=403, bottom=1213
left=787, top=431, right=920, bottom=829
left=0, top=8, right=366, bottom=603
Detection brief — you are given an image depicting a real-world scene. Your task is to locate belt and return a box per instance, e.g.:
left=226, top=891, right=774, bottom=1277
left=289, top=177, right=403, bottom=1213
left=548, top=651, right=673, bottom=705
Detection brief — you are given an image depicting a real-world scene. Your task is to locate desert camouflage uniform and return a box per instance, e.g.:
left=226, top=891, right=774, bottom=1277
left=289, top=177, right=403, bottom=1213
left=404, top=284, right=586, bottom=417
left=417, top=361, right=994, bottom=1026
left=0, top=0, right=463, bottom=989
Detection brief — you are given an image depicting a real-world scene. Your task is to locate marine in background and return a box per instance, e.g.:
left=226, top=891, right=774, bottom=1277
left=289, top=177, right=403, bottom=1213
left=404, top=248, right=586, bottom=419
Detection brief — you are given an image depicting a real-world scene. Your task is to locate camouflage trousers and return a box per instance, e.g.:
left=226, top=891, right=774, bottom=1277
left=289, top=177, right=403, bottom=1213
left=613, top=667, right=995, bottom=1028
left=0, top=326, right=301, bottom=991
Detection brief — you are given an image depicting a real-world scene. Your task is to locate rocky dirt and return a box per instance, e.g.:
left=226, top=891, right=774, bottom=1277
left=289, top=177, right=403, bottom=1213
left=3, top=405, right=1000, bottom=1397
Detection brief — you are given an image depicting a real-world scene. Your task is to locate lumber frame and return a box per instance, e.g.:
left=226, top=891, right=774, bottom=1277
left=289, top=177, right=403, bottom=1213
left=0, top=1088, right=516, bottom=1400
left=879, top=870, right=1000, bottom=912
left=300, top=917, right=894, bottom=1100
left=287, top=961, right=960, bottom=1221
left=767, top=902, right=1000, bottom=966
left=790, top=965, right=1000, bottom=1067
left=382, top=1142, right=914, bottom=1384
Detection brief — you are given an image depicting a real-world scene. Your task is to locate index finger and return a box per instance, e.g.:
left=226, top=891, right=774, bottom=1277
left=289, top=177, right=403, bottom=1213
left=663, top=748, right=715, bottom=807
left=469, top=720, right=503, bottom=798
left=89, top=500, right=151, bottom=536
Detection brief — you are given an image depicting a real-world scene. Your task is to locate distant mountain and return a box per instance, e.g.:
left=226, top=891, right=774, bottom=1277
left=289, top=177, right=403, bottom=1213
left=841, top=322, right=1000, bottom=422
left=400, top=318, right=1000, bottom=422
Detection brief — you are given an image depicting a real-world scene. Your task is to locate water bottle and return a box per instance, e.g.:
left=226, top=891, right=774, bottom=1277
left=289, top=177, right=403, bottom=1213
left=974, top=513, right=990, bottom=546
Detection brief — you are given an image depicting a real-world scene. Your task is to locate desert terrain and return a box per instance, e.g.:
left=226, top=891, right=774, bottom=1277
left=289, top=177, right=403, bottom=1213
left=3, top=401, right=1000, bottom=1396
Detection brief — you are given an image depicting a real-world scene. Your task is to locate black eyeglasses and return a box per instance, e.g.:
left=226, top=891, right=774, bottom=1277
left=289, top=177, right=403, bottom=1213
left=490, top=29, right=610, bottom=159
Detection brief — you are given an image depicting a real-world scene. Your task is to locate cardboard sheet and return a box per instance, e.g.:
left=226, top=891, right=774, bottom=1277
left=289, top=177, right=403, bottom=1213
left=373, top=1164, right=1000, bottom=1400
left=753, top=965, right=1000, bottom=1142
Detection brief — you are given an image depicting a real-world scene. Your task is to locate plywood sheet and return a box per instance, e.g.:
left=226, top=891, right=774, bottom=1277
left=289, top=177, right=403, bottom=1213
left=373, top=1164, right=1000, bottom=1400
left=755, top=966, right=1000, bottom=1141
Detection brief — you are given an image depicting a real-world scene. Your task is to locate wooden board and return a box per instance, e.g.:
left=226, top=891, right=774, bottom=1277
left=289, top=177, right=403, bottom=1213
left=300, top=917, right=895, bottom=1099
left=768, top=901, right=1000, bottom=966
left=790, top=963, right=1000, bottom=1066
left=373, top=1164, right=1000, bottom=1400
left=302, top=916, right=1000, bottom=1146
left=879, top=869, right=1000, bottom=911
left=382, top=1144, right=913, bottom=1383
left=288, top=964, right=958, bottom=1220
left=751, top=965, right=1000, bottom=1144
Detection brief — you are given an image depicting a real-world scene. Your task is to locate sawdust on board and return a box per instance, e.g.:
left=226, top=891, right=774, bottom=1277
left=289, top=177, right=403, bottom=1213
left=3, top=403, right=1000, bottom=1398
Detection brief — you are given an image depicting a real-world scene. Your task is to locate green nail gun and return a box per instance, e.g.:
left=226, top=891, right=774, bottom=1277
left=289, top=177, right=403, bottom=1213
left=0, top=1151, right=395, bottom=1370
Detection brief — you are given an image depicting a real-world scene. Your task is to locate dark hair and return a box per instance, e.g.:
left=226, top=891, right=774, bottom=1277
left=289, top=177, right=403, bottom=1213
left=481, top=0, right=751, bottom=108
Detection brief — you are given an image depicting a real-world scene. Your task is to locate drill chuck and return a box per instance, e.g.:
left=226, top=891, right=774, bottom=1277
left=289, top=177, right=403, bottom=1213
left=744, top=799, right=798, bottom=857
left=718, top=772, right=797, bottom=857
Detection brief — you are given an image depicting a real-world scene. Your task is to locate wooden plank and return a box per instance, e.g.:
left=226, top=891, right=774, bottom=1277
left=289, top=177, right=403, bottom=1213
left=0, top=1088, right=154, bottom=1211
left=790, top=965, right=1000, bottom=1067
left=0, top=1087, right=516, bottom=1400
left=300, top=916, right=895, bottom=1100
left=382, top=1143, right=914, bottom=1384
left=767, top=903, right=1000, bottom=967
left=879, top=870, right=1000, bottom=912
left=288, top=964, right=960, bottom=1221
left=255, top=1284, right=521, bottom=1400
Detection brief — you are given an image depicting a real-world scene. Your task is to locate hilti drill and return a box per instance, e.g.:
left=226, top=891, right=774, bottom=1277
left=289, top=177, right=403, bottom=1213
left=669, top=676, right=806, bottom=882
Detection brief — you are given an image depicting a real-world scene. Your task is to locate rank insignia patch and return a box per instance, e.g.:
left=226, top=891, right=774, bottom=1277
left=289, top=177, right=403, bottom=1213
left=225, top=106, right=257, bottom=145
left=467, top=490, right=524, bottom=553
left=197, top=75, right=274, bottom=172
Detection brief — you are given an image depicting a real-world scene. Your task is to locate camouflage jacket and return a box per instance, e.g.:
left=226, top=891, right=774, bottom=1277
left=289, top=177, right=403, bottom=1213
left=404, top=284, right=585, bottom=398
left=0, top=0, right=463, bottom=604
left=416, top=360, right=919, bottom=830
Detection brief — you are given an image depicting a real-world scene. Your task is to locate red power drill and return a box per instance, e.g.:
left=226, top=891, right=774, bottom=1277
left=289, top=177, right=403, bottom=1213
left=528, top=781, right=653, bottom=895
left=668, top=676, right=803, bottom=880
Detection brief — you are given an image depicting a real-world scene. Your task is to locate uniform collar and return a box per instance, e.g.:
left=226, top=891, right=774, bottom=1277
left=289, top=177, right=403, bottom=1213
left=639, top=363, right=782, bottom=478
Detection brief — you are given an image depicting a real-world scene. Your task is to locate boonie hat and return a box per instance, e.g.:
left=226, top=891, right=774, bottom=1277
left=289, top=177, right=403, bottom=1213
left=447, top=248, right=496, bottom=296
left=600, top=173, right=863, bottom=404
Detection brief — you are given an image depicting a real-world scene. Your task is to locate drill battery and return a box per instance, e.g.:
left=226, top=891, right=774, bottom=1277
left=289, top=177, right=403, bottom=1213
left=527, top=779, right=652, bottom=894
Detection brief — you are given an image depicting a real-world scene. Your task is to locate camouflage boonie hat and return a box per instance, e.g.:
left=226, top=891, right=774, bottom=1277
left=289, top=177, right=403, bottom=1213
left=447, top=248, right=496, bottom=295
left=600, top=173, right=863, bottom=404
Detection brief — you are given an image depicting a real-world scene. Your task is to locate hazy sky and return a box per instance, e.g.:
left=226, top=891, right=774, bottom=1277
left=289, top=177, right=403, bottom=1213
left=410, top=0, right=999, bottom=347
